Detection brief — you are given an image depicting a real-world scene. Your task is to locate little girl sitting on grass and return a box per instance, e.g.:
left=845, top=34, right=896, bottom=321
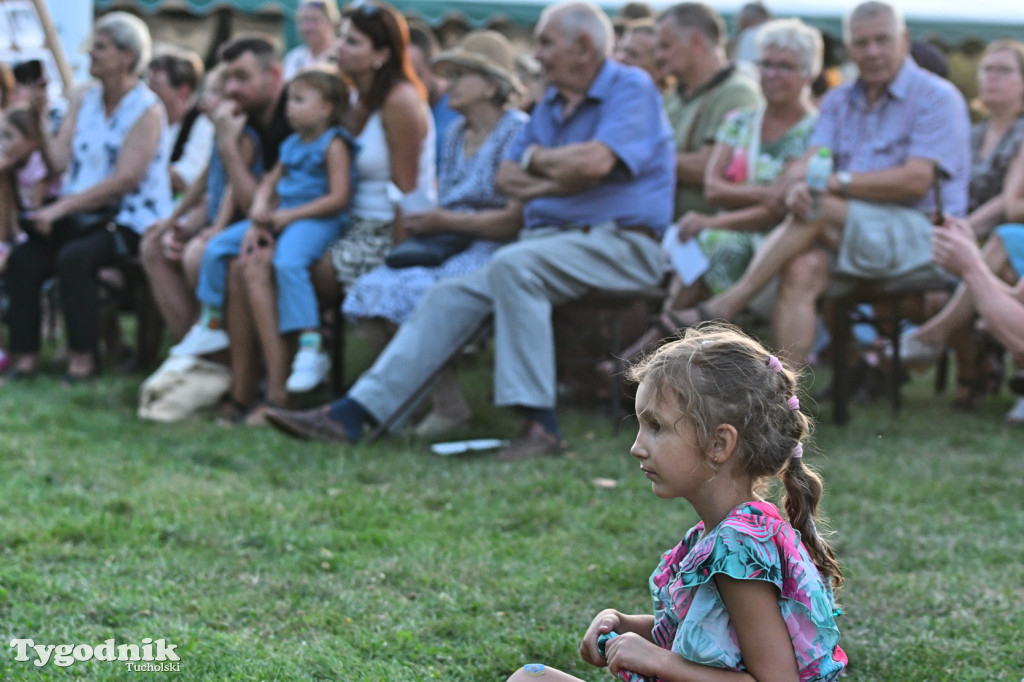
left=508, top=322, right=847, bottom=681
left=170, top=65, right=355, bottom=393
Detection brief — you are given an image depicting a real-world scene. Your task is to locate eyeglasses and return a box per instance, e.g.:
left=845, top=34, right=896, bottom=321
left=979, top=64, right=1021, bottom=77
left=756, top=60, right=800, bottom=75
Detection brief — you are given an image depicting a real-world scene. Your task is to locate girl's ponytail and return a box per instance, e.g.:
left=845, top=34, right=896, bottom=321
left=781, top=457, right=843, bottom=588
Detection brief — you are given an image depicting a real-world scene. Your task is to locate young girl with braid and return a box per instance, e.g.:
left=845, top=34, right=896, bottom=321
left=508, top=322, right=847, bottom=682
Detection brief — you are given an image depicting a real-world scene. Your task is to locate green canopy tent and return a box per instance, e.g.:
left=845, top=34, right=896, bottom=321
left=96, top=0, right=1024, bottom=54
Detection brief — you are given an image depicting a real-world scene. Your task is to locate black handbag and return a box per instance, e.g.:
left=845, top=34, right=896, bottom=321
left=383, top=232, right=474, bottom=269
left=19, top=206, right=120, bottom=243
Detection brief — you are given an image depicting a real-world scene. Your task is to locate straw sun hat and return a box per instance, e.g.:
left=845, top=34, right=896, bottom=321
left=430, top=30, right=524, bottom=96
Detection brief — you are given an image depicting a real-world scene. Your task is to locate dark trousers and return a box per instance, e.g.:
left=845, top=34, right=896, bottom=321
left=6, top=225, right=140, bottom=354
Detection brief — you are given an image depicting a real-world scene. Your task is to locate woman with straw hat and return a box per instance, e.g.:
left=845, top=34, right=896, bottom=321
left=342, top=30, right=530, bottom=437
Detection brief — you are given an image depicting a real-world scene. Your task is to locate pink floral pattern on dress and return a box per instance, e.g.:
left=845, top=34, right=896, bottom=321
left=612, top=501, right=847, bottom=682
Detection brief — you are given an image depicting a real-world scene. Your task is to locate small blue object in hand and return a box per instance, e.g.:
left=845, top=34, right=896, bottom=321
left=597, top=631, right=619, bottom=658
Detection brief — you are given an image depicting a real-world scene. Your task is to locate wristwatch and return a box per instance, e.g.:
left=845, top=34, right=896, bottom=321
left=520, top=144, right=538, bottom=172
left=836, top=171, right=853, bottom=197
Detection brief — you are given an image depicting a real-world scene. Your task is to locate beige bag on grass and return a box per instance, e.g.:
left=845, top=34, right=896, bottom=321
left=138, top=356, right=231, bottom=422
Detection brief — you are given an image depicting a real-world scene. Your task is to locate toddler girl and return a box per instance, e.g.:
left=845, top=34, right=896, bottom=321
left=508, top=322, right=847, bottom=681
left=170, top=65, right=355, bottom=393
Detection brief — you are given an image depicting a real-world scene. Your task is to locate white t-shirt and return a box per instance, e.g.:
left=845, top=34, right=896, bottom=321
left=166, top=112, right=214, bottom=188
left=282, top=45, right=333, bottom=80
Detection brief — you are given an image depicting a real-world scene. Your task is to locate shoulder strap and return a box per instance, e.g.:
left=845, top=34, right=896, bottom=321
left=171, top=106, right=202, bottom=163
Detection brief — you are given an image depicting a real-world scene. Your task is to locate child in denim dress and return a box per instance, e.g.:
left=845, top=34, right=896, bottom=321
left=171, top=65, right=355, bottom=393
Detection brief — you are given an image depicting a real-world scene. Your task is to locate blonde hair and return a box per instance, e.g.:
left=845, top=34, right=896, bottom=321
left=628, top=322, right=843, bottom=587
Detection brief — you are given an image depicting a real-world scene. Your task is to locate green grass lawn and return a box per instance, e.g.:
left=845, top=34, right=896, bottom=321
left=0, top=350, right=1022, bottom=680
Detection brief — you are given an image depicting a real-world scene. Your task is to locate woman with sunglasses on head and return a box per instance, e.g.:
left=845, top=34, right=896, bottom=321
left=223, top=0, right=436, bottom=421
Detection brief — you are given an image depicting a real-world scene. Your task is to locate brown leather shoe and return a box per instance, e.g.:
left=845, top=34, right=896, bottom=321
left=496, top=420, right=569, bottom=462
left=265, top=405, right=350, bottom=444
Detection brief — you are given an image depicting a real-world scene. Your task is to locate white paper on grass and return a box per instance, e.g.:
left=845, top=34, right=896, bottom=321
left=661, top=224, right=709, bottom=287
left=430, top=439, right=510, bottom=456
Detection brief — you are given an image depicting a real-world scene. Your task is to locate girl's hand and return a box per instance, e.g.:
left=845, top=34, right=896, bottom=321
left=268, top=209, right=291, bottom=234
left=403, top=210, right=447, bottom=235
left=579, top=609, right=622, bottom=667
left=240, top=224, right=274, bottom=259
left=604, top=632, right=671, bottom=679
left=250, top=203, right=272, bottom=229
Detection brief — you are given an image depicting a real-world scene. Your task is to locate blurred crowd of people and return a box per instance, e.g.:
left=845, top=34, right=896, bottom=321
left=0, top=0, right=1022, bottom=451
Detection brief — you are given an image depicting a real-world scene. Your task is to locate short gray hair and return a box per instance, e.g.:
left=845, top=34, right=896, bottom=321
left=756, top=18, right=824, bottom=79
left=541, top=1, right=614, bottom=58
left=95, top=11, right=152, bottom=76
left=843, top=1, right=905, bottom=45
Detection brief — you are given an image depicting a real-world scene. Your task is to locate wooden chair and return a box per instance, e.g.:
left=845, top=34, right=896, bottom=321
left=553, top=285, right=668, bottom=431
left=98, top=256, right=163, bottom=372
left=824, top=267, right=956, bottom=424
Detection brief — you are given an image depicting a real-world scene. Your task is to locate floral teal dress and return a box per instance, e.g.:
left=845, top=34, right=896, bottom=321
left=612, top=501, right=847, bottom=681
left=698, top=109, right=817, bottom=295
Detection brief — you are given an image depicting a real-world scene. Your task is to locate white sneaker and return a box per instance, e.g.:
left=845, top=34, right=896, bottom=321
left=286, top=348, right=330, bottom=393
left=1005, top=397, right=1024, bottom=424
left=169, top=324, right=230, bottom=357
left=894, top=330, right=943, bottom=365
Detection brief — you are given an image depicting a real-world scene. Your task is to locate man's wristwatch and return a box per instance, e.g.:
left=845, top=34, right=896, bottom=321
left=520, top=144, right=538, bottom=172
left=836, top=171, right=853, bottom=197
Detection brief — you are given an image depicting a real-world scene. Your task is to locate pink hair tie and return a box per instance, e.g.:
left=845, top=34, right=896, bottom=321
left=767, top=355, right=784, bottom=373
left=791, top=443, right=803, bottom=459
left=787, top=395, right=800, bottom=410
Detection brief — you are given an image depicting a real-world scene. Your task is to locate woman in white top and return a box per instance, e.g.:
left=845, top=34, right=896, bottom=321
left=221, top=0, right=435, bottom=422
left=5, top=12, right=172, bottom=382
left=283, top=0, right=341, bottom=80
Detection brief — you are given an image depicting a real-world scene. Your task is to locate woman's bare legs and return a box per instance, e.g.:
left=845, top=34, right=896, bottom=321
left=773, top=247, right=831, bottom=367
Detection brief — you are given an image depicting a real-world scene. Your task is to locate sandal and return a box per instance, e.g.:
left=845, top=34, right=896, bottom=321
left=214, top=396, right=252, bottom=427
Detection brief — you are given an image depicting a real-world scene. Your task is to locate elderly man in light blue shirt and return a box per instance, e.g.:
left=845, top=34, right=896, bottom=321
left=265, top=0, right=675, bottom=458
left=667, top=0, right=970, bottom=365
